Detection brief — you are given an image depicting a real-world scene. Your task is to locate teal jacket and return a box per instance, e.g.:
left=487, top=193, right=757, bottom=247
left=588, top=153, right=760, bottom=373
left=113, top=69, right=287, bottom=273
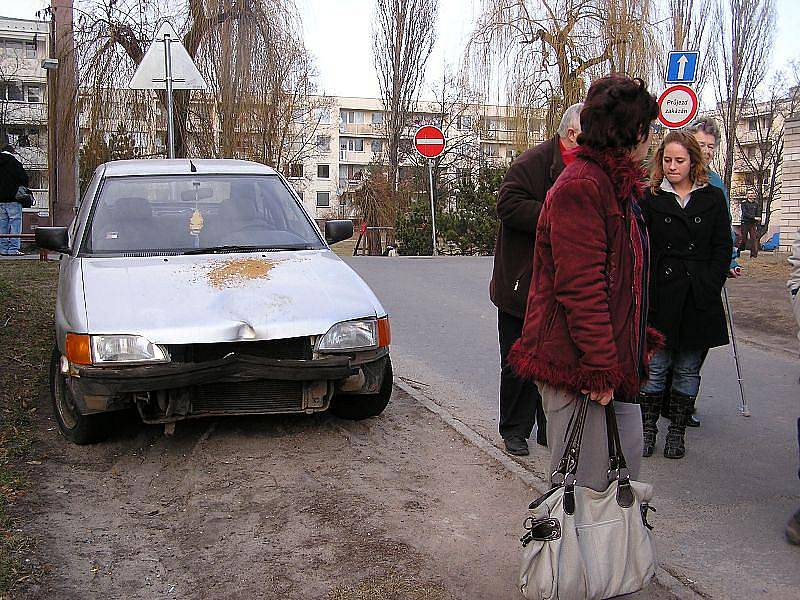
left=709, top=170, right=739, bottom=269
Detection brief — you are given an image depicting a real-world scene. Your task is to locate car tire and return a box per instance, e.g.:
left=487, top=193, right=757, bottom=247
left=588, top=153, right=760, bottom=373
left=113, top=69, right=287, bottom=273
left=50, top=346, right=112, bottom=445
left=330, top=359, right=393, bottom=420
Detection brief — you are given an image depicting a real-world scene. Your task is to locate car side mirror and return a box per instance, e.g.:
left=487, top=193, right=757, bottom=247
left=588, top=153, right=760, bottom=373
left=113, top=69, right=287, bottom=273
left=35, top=226, right=70, bottom=254
left=325, top=220, right=354, bottom=245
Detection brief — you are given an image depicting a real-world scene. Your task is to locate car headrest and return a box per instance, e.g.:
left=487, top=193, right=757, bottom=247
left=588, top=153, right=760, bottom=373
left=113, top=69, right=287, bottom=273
left=113, top=197, right=152, bottom=221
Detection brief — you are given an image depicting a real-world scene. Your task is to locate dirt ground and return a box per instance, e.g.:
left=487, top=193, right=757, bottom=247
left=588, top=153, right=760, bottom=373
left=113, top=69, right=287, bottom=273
left=8, top=390, right=520, bottom=598
left=723, top=252, right=797, bottom=354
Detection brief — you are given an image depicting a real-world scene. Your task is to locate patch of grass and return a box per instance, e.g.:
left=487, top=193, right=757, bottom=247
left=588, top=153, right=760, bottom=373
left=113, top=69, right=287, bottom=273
left=328, top=571, right=451, bottom=600
left=0, top=260, right=58, bottom=595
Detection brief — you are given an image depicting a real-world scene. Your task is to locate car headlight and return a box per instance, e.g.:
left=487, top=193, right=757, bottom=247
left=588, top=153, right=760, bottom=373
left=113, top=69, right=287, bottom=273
left=90, top=335, right=170, bottom=364
left=318, top=318, right=383, bottom=352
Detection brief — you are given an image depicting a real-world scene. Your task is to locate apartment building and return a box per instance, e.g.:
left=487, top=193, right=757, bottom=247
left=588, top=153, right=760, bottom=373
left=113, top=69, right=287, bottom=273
left=285, top=96, right=546, bottom=219
left=705, top=93, right=798, bottom=249
left=0, top=16, right=50, bottom=229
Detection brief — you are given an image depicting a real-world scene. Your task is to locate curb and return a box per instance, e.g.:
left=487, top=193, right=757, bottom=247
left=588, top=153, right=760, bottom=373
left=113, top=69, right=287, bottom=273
left=394, top=378, right=708, bottom=600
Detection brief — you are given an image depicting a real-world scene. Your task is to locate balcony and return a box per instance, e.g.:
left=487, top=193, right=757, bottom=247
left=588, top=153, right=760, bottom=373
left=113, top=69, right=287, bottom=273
left=2, top=101, right=47, bottom=124
left=339, top=122, right=384, bottom=137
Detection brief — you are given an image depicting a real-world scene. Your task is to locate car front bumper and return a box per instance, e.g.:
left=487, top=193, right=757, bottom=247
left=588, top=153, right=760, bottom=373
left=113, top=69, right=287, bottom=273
left=65, top=349, right=389, bottom=421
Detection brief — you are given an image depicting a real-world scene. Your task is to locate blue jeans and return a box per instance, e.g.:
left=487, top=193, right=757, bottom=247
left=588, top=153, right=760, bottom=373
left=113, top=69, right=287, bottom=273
left=641, top=348, right=705, bottom=397
left=0, top=202, right=22, bottom=254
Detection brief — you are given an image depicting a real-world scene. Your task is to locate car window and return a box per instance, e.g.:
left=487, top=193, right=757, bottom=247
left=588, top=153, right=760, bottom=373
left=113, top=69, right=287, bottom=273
left=85, top=174, right=324, bottom=254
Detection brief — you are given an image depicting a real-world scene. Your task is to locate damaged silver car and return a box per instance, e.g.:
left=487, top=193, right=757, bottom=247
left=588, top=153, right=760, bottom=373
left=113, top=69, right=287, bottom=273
left=36, top=159, right=392, bottom=444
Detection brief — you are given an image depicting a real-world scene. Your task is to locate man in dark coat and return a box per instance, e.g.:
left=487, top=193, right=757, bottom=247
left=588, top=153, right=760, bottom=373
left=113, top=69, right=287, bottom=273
left=489, top=103, right=582, bottom=456
left=0, top=143, right=29, bottom=256
left=738, top=193, right=761, bottom=258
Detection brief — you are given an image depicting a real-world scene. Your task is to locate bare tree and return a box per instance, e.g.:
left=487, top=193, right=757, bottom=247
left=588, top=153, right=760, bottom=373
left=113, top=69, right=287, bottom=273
left=74, top=0, right=318, bottom=168
left=467, top=0, right=660, bottom=136
left=712, top=0, right=776, bottom=189
left=733, top=70, right=800, bottom=237
left=372, top=0, right=439, bottom=195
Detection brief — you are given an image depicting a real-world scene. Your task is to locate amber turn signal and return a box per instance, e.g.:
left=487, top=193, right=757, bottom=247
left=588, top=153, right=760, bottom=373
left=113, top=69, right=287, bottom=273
left=65, top=333, right=92, bottom=365
left=377, top=316, right=391, bottom=348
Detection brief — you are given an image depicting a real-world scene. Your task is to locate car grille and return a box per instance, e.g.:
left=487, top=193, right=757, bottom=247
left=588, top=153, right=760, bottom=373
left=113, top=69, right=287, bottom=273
left=167, top=337, right=312, bottom=362
left=193, top=379, right=304, bottom=414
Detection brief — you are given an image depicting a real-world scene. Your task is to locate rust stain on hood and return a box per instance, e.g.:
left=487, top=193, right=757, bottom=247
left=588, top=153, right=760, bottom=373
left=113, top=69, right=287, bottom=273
left=206, top=258, right=276, bottom=288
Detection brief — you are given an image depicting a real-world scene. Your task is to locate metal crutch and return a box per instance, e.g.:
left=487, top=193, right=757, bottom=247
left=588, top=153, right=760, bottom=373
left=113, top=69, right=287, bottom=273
left=722, top=286, right=750, bottom=416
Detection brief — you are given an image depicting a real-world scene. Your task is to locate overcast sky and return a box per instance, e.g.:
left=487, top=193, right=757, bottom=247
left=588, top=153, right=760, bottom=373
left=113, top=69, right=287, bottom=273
left=3, top=0, right=799, bottom=108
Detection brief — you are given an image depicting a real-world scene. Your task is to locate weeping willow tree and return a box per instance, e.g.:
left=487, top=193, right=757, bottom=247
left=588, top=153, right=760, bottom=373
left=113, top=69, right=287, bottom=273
left=466, top=0, right=661, bottom=137
left=74, top=0, right=323, bottom=173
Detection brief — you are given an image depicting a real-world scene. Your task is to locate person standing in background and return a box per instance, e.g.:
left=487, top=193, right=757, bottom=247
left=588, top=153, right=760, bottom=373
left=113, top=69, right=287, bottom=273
left=738, top=192, right=761, bottom=258
left=0, top=142, right=29, bottom=256
left=489, top=103, right=583, bottom=456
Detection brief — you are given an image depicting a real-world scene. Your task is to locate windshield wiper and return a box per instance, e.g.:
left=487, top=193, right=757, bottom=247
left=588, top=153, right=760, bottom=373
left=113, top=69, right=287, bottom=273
left=183, top=244, right=313, bottom=255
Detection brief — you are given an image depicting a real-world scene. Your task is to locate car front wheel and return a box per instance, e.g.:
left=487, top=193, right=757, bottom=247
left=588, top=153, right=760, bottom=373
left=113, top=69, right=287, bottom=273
left=50, top=346, right=112, bottom=445
left=330, top=359, right=393, bottom=420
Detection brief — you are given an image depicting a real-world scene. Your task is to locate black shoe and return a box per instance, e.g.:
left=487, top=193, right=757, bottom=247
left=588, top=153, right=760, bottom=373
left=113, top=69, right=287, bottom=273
left=687, top=414, right=701, bottom=428
left=535, top=423, right=547, bottom=447
left=787, top=509, right=800, bottom=546
left=503, top=436, right=530, bottom=456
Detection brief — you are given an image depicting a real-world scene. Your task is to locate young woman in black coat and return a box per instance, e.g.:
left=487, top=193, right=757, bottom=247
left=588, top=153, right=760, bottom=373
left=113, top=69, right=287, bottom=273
left=639, top=131, right=732, bottom=459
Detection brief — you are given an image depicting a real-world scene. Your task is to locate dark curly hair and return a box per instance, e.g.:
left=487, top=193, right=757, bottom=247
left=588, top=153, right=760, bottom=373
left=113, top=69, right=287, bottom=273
left=577, top=75, right=659, bottom=151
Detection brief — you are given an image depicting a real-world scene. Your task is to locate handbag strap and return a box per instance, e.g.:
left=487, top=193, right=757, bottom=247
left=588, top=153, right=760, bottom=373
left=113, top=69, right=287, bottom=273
left=604, top=403, right=636, bottom=508
left=551, top=394, right=590, bottom=486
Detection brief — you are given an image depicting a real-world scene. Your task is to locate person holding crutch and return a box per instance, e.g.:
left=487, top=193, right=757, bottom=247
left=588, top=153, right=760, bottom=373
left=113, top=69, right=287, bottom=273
left=638, top=131, right=732, bottom=459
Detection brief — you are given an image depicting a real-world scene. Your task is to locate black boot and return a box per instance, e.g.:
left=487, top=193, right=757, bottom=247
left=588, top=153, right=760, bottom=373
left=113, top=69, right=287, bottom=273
left=664, top=391, right=693, bottom=459
left=639, top=392, right=663, bottom=457
left=687, top=397, right=701, bottom=427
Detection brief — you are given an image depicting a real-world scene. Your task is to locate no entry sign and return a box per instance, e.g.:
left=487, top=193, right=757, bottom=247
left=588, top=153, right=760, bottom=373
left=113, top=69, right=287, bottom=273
left=414, top=125, right=446, bottom=159
left=657, top=84, right=699, bottom=129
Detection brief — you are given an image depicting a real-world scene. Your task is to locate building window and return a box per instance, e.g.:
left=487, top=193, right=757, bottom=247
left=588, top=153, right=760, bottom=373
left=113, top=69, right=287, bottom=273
left=372, top=111, right=383, bottom=124
left=5, top=40, right=22, bottom=57
left=458, top=168, right=471, bottom=187
left=25, top=41, right=36, bottom=59
left=346, top=138, right=364, bottom=152
left=316, top=135, right=330, bottom=151
left=1, top=81, right=23, bottom=101
left=315, top=108, right=331, bottom=124
left=458, top=115, right=472, bottom=130
left=341, top=110, right=364, bottom=124
left=316, top=191, right=330, bottom=207
left=484, top=143, right=500, bottom=157
left=288, top=163, right=303, bottom=178
left=748, top=118, right=758, bottom=131
left=317, top=164, right=330, bottom=179
left=26, top=85, right=41, bottom=103
left=371, top=139, right=382, bottom=153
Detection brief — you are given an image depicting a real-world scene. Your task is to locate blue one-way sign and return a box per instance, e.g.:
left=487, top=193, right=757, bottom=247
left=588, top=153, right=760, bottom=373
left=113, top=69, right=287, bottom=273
left=665, top=51, right=699, bottom=84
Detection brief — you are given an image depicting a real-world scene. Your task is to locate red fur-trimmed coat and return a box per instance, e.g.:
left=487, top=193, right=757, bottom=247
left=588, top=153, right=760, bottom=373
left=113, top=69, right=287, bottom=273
left=508, top=147, right=664, bottom=401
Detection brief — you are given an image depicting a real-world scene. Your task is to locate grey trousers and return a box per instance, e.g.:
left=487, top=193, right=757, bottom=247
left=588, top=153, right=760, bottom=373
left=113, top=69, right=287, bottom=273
left=538, top=383, right=643, bottom=492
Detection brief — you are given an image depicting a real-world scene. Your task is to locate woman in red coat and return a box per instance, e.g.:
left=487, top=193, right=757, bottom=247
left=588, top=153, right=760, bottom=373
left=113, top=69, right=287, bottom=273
left=509, top=75, right=662, bottom=491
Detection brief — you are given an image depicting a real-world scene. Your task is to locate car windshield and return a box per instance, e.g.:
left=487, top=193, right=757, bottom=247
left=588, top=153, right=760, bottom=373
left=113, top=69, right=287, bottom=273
left=85, top=174, right=324, bottom=254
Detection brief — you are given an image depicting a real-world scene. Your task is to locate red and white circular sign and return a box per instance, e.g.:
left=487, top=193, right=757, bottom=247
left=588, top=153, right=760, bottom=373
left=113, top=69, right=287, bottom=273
left=414, top=125, right=446, bottom=159
left=657, top=84, right=699, bottom=129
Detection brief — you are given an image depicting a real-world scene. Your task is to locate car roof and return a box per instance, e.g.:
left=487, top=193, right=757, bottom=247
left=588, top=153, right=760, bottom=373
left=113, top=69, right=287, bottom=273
left=100, top=159, right=279, bottom=177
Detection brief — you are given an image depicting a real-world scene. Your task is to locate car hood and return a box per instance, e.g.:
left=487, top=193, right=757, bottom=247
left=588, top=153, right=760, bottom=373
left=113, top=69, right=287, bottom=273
left=80, top=250, right=386, bottom=344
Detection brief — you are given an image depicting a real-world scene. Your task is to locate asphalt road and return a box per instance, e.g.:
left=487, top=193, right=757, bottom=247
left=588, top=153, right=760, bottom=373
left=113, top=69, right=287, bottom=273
left=344, top=255, right=800, bottom=600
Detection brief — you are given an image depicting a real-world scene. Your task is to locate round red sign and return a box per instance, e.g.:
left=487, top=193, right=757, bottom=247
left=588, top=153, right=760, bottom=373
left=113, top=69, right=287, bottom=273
left=657, top=84, right=699, bottom=129
left=414, top=125, right=446, bottom=159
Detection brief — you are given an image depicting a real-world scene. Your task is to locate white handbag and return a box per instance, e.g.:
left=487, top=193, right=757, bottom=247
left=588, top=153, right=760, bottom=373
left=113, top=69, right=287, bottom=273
left=519, top=396, right=657, bottom=600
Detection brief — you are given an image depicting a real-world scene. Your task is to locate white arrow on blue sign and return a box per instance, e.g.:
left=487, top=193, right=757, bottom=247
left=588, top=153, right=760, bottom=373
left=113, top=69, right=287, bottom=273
left=665, top=50, right=699, bottom=84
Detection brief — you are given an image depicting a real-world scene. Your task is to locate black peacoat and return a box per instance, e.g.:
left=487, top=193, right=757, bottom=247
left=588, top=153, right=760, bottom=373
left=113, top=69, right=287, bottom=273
left=640, top=183, right=732, bottom=351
